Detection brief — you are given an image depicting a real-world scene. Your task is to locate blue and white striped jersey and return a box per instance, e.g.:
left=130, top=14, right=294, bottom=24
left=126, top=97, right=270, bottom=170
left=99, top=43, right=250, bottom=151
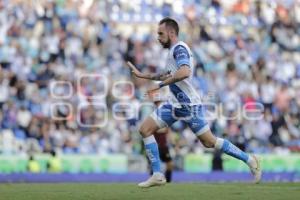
left=165, top=41, right=202, bottom=107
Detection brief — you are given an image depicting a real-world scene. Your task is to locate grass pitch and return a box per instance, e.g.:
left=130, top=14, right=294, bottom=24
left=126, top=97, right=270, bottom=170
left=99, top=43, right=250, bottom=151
left=0, top=183, right=299, bottom=200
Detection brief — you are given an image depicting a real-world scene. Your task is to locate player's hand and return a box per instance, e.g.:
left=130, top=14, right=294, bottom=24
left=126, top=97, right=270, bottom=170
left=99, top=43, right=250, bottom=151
left=146, top=84, right=160, bottom=98
left=126, top=61, right=144, bottom=78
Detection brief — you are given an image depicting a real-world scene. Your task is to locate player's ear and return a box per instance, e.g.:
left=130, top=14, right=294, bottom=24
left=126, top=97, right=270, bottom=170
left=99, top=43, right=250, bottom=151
left=169, top=29, right=176, bottom=37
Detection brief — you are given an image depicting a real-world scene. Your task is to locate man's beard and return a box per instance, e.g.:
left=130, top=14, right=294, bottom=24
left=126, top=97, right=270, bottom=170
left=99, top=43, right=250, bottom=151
left=161, top=37, right=171, bottom=49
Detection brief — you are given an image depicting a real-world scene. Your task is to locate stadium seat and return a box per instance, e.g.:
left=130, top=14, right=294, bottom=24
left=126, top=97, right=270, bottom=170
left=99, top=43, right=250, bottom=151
left=14, top=129, right=26, bottom=140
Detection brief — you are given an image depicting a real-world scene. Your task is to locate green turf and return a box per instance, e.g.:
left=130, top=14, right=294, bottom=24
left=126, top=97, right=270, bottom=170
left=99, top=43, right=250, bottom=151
left=0, top=183, right=299, bottom=200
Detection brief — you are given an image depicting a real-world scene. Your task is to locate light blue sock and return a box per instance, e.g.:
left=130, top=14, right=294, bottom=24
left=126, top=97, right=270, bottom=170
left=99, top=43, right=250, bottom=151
left=143, top=135, right=161, bottom=173
left=215, top=138, right=249, bottom=163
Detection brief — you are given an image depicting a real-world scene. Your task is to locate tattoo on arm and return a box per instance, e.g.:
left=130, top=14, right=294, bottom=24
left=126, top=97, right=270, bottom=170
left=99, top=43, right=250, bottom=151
left=151, top=70, right=171, bottom=80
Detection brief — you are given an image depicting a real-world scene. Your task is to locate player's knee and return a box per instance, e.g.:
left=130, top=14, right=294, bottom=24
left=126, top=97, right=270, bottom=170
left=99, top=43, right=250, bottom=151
left=139, top=125, right=154, bottom=137
left=138, top=126, right=146, bottom=135
left=198, top=131, right=217, bottom=148
left=202, top=140, right=215, bottom=148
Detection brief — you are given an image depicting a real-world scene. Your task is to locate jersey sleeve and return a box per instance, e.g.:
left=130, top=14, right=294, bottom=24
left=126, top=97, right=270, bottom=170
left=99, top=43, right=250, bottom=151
left=173, top=45, right=190, bottom=68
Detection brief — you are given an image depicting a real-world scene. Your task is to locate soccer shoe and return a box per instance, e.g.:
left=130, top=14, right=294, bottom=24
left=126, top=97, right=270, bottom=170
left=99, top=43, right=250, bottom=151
left=138, top=173, right=166, bottom=188
left=248, top=155, right=262, bottom=184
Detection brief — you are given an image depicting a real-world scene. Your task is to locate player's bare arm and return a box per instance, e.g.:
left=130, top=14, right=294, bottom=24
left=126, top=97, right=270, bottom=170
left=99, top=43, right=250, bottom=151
left=147, top=65, right=190, bottom=95
left=159, top=65, right=190, bottom=86
left=126, top=61, right=171, bottom=81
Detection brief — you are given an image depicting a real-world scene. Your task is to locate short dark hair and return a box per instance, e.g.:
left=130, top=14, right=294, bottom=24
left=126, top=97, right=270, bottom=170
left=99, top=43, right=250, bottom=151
left=159, top=17, right=179, bottom=36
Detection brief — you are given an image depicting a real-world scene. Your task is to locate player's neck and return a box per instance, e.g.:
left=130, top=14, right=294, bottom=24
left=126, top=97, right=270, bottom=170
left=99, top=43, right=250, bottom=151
left=169, top=38, right=179, bottom=49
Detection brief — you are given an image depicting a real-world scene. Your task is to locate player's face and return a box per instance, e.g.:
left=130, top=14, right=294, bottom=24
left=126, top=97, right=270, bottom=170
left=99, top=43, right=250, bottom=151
left=157, top=24, right=171, bottom=49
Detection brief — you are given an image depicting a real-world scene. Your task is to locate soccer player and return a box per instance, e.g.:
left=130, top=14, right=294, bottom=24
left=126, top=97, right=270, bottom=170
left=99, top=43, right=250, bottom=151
left=127, top=17, right=261, bottom=188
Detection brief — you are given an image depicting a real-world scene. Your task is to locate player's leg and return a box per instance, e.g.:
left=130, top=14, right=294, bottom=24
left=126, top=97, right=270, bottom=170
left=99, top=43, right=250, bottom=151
left=159, top=147, right=173, bottom=182
left=165, top=160, right=173, bottom=182
left=186, top=105, right=262, bottom=183
left=196, top=130, right=249, bottom=162
left=138, top=117, right=166, bottom=188
left=139, top=117, right=162, bottom=172
left=197, top=130, right=261, bottom=183
left=138, top=103, right=176, bottom=187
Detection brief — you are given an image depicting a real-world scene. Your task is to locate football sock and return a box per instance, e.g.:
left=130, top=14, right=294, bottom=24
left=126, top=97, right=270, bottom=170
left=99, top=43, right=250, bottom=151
left=143, top=135, right=161, bottom=173
left=215, top=138, right=249, bottom=163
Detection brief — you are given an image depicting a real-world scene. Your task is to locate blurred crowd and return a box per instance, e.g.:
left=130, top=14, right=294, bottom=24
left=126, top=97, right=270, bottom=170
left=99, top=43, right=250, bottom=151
left=0, top=0, right=300, bottom=161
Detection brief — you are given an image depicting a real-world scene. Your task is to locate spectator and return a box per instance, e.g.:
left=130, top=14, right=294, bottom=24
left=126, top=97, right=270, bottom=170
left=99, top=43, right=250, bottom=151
left=27, top=155, right=41, bottom=173
left=47, top=151, right=62, bottom=173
